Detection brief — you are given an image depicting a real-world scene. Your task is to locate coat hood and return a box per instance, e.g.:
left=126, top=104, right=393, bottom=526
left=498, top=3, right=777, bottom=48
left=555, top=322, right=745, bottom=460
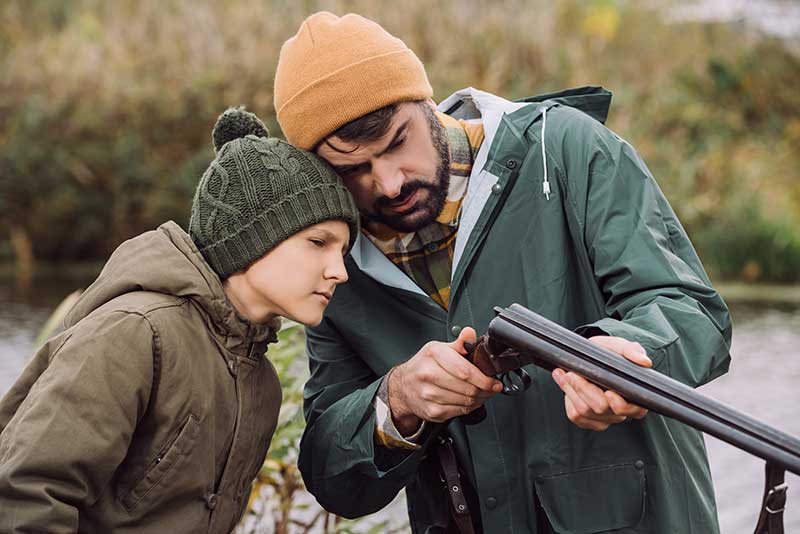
left=64, top=221, right=279, bottom=347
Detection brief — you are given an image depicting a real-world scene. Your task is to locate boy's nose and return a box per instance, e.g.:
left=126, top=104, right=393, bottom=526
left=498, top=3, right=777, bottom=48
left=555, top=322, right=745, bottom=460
left=326, top=254, right=349, bottom=284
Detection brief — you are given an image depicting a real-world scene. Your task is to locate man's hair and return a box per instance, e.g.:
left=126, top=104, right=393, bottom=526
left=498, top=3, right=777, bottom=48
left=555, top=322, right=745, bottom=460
left=325, top=100, right=432, bottom=150
left=331, top=103, right=399, bottom=144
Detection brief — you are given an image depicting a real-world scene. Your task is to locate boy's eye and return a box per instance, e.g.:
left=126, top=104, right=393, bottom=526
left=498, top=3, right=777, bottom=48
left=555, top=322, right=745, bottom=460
left=310, top=239, right=325, bottom=248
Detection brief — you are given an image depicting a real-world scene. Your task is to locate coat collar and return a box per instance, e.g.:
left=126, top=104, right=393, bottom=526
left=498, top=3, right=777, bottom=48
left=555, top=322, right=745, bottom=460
left=349, top=88, right=542, bottom=297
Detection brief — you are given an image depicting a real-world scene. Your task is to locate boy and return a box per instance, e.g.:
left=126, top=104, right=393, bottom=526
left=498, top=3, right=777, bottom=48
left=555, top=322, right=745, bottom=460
left=0, top=107, right=359, bottom=533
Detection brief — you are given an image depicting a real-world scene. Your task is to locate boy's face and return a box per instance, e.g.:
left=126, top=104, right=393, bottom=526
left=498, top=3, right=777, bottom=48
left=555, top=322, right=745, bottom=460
left=315, top=101, right=450, bottom=233
left=228, top=220, right=350, bottom=326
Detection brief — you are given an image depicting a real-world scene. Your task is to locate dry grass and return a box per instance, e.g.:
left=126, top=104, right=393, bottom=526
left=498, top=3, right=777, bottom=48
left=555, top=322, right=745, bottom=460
left=1, top=0, right=798, bottom=279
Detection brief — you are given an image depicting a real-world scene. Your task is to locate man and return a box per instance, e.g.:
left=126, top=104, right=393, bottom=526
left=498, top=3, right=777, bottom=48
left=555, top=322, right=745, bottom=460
left=274, top=12, right=732, bottom=534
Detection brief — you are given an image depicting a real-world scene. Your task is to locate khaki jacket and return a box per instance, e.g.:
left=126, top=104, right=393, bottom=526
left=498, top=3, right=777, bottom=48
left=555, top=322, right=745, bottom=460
left=0, top=221, right=282, bottom=533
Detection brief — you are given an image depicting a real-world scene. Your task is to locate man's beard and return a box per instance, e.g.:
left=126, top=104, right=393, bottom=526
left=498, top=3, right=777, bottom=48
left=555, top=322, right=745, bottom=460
left=363, top=107, right=451, bottom=233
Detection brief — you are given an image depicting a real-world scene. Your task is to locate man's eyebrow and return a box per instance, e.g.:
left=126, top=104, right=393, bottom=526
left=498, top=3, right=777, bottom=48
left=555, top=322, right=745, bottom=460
left=328, top=119, right=410, bottom=175
left=374, top=120, right=409, bottom=158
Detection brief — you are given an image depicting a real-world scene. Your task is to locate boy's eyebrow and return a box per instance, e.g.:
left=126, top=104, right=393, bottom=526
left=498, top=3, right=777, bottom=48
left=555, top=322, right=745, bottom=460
left=310, top=228, right=350, bottom=255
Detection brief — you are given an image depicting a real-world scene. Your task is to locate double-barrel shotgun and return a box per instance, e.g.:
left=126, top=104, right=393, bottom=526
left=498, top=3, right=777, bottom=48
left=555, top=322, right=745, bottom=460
left=463, top=304, right=800, bottom=534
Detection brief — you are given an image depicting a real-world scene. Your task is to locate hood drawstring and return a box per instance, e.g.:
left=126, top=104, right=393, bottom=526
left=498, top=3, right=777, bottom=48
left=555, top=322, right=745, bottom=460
left=541, top=106, right=551, bottom=200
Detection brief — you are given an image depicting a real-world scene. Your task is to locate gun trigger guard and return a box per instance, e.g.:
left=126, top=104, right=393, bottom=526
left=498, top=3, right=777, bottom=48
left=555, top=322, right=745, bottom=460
left=500, top=368, right=532, bottom=395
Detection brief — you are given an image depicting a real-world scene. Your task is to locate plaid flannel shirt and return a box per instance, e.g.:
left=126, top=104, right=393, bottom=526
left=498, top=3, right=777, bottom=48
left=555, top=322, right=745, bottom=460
left=371, top=112, right=485, bottom=449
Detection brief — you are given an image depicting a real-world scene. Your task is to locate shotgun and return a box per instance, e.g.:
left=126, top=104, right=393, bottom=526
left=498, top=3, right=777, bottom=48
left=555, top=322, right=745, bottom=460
left=463, top=303, right=800, bottom=534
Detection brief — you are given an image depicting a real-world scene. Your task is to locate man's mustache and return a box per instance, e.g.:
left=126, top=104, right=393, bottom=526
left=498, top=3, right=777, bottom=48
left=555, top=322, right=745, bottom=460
left=375, top=180, right=435, bottom=209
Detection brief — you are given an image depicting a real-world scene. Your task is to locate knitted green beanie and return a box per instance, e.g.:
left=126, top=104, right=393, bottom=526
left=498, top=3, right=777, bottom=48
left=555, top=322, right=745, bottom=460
left=189, top=107, right=360, bottom=279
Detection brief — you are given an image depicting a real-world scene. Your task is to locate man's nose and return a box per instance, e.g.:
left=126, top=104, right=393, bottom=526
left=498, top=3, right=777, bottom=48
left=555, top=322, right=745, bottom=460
left=371, top=160, right=404, bottom=199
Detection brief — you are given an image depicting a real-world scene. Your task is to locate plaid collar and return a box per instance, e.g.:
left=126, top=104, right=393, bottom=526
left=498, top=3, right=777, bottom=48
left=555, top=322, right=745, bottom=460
left=362, top=112, right=484, bottom=308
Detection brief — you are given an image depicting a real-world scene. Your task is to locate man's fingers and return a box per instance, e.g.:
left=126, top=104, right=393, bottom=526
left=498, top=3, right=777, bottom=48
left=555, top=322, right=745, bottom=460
left=588, top=336, right=652, bottom=368
left=604, top=390, right=648, bottom=419
left=448, top=326, right=503, bottom=391
left=554, top=369, right=613, bottom=417
left=555, top=370, right=627, bottom=427
left=564, top=396, right=626, bottom=429
left=422, top=401, right=486, bottom=422
left=434, top=345, right=502, bottom=393
left=565, top=396, right=612, bottom=431
left=418, top=379, right=492, bottom=405
left=560, top=382, right=593, bottom=420
left=564, top=372, right=611, bottom=415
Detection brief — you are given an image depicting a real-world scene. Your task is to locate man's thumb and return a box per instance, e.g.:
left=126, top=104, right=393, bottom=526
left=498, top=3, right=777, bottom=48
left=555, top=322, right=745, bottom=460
left=451, top=326, right=478, bottom=355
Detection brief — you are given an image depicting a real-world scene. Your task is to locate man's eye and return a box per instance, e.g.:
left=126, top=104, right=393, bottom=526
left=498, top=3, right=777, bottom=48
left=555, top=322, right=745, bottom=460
left=310, top=239, right=325, bottom=248
left=339, top=166, right=366, bottom=179
left=389, top=137, right=406, bottom=150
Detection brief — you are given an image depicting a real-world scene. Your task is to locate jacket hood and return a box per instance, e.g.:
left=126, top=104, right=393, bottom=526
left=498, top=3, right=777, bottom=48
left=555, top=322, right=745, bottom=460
left=65, top=221, right=279, bottom=347
left=516, top=85, right=612, bottom=124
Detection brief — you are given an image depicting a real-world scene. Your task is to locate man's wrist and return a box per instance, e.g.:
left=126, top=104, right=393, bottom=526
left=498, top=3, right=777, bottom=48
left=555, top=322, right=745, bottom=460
left=387, top=365, right=422, bottom=436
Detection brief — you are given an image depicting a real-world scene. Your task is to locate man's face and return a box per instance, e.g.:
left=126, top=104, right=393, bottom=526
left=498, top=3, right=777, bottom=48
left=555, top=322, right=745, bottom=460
left=315, top=102, right=450, bottom=233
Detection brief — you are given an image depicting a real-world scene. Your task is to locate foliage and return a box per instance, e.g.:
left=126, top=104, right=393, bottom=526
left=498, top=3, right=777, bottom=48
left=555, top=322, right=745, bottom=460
left=235, top=322, right=409, bottom=534
left=1, top=0, right=799, bottom=281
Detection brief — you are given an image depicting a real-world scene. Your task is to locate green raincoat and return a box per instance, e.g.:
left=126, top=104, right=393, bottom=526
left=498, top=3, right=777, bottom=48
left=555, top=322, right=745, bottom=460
left=299, top=87, right=732, bottom=534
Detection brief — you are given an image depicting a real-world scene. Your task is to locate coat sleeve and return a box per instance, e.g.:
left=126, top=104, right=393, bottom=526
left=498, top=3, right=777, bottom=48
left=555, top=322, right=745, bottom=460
left=298, top=317, right=436, bottom=519
left=558, top=108, right=732, bottom=387
left=0, top=311, right=155, bottom=533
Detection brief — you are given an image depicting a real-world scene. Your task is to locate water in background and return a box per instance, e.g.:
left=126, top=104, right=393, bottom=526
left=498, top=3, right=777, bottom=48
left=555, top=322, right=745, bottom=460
left=1, top=276, right=798, bottom=532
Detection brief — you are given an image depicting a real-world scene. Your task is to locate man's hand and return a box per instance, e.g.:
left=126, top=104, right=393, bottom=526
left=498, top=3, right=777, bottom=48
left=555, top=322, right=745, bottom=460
left=388, top=327, right=504, bottom=435
left=552, top=336, right=651, bottom=431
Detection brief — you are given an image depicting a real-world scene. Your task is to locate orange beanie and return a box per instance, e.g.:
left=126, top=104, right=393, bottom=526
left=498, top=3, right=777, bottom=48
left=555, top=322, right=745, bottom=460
left=274, top=12, right=433, bottom=150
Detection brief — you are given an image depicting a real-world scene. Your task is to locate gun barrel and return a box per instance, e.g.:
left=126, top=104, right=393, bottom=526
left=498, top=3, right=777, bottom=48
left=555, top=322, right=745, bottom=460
left=488, top=304, right=800, bottom=476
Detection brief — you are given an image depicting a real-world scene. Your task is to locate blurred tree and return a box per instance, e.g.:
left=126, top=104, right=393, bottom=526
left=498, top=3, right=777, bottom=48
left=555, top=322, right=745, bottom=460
left=0, top=0, right=798, bottom=282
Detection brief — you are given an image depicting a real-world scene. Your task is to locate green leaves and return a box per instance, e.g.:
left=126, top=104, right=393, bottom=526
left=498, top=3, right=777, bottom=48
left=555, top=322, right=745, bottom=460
left=239, top=322, right=409, bottom=534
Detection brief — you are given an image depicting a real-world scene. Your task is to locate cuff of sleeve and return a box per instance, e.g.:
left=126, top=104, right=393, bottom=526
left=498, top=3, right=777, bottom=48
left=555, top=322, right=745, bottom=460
left=574, top=324, right=609, bottom=338
left=374, top=371, right=425, bottom=451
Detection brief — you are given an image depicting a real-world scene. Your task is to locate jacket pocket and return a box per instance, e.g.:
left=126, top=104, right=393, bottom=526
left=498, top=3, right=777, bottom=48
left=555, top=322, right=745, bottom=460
left=534, top=463, right=645, bottom=534
left=121, top=413, right=200, bottom=511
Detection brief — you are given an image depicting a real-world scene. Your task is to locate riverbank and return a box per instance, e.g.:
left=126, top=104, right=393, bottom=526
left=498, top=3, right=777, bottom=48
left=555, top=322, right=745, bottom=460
left=716, top=282, right=800, bottom=304
left=3, top=264, right=800, bottom=306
